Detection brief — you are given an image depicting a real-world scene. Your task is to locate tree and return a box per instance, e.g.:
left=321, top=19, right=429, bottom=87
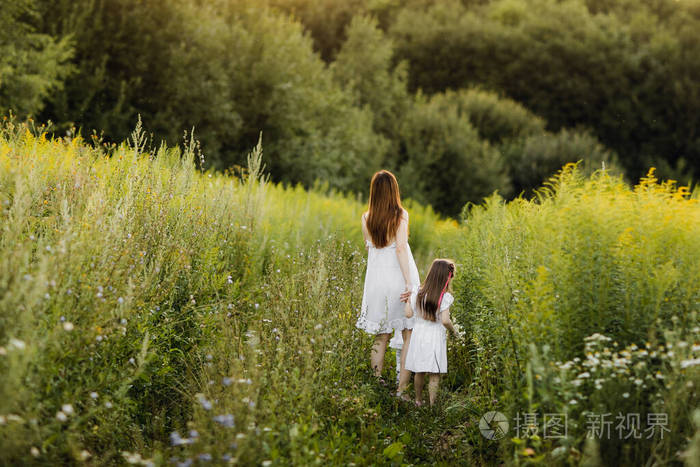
left=0, top=0, right=73, bottom=117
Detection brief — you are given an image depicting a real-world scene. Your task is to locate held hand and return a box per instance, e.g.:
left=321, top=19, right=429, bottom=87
left=400, top=287, right=411, bottom=303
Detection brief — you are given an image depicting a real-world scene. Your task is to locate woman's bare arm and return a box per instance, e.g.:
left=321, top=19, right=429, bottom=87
left=361, top=212, right=370, bottom=250
left=404, top=301, right=413, bottom=318
left=395, top=211, right=412, bottom=289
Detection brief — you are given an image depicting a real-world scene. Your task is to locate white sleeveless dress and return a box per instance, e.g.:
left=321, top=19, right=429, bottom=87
left=355, top=239, right=420, bottom=335
left=404, top=292, right=454, bottom=374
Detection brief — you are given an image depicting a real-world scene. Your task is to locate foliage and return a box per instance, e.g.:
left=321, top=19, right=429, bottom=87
left=397, top=93, right=511, bottom=217
left=35, top=0, right=385, bottom=193
left=390, top=0, right=700, bottom=181
left=0, top=0, right=73, bottom=117
left=454, top=164, right=700, bottom=463
left=0, top=122, right=459, bottom=464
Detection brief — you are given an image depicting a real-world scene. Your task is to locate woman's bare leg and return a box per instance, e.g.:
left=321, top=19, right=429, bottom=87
left=397, top=329, right=412, bottom=395
left=428, top=373, right=440, bottom=406
left=414, top=372, right=425, bottom=406
left=371, top=333, right=391, bottom=377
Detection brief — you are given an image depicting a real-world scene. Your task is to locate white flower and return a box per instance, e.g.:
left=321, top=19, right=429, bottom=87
left=30, top=447, right=40, bottom=457
left=63, top=322, right=74, bottom=331
left=569, top=399, right=578, bottom=405
left=61, top=404, right=74, bottom=415
left=90, top=392, right=99, bottom=399
left=9, top=339, right=26, bottom=351
left=622, top=392, right=630, bottom=398
left=680, top=358, right=700, bottom=369
left=56, top=411, right=68, bottom=422
left=105, top=401, right=113, bottom=408
left=577, top=372, right=591, bottom=379
left=692, top=344, right=700, bottom=352
left=634, top=378, right=643, bottom=386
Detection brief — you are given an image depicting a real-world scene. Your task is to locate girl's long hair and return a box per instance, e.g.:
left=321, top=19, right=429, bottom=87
left=417, top=259, right=455, bottom=322
left=366, top=170, right=404, bottom=248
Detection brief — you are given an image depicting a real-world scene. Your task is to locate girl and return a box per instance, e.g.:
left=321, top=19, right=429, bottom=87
left=356, top=170, right=420, bottom=383
left=401, top=259, right=457, bottom=406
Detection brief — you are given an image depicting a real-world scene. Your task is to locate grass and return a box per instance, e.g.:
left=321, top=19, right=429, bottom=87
left=0, top=121, right=698, bottom=465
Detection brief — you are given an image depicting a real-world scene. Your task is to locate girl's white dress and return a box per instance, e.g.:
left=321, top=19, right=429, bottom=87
left=355, top=239, right=420, bottom=334
left=404, top=292, right=454, bottom=374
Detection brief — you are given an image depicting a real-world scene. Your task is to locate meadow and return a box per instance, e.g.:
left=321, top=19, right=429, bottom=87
left=1, top=121, right=699, bottom=466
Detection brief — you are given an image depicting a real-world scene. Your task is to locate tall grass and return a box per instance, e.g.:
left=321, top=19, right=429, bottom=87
left=1, top=121, right=697, bottom=465
left=455, top=164, right=700, bottom=464
left=0, top=121, right=458, bottom=464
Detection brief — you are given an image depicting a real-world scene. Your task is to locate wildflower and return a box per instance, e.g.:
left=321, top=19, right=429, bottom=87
left=254, top=303, right=259, bottom=309
left=577, top=372, right=590, bottom=379
left=237, top=378, right=252, bottom=385
left=129, top=358, right=136, bottom=365
left=569, top=399, right=578, bottom=405
left=262, top=461, right=272, bottom=466
left=189, top=430, right=199, bottom=439
left=198, top=453, right=212, bottom=462
left=118, top=297, right=124, bottom=304
left=90, top=392, right=99, bottom=399
left=170, top=431, right=187, bottom=446
left=213, top=414, right=235, bottom=428
left=692, top=344, right=700, bottom=352
left=634, top=378, right=643, bottom=386
left=105, top=401, right=113, bottom=408
left=9, top=339, right=26, bottom=351
left=30, top=447, right=40, bottom=457
left=62, top=404, right=74, bottom=415
left=79, top=450, right=91, bottom=461
left=223, top=377, right=232, bottom=386
left=63, top=322, right=74, bottom=331
left=56, top=411, right=68, bottom=422
left=680, top=358, right=700, bottom=369
left=196, top=394, right=212, bottom=410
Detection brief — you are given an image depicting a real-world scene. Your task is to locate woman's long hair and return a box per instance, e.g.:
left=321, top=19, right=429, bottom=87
left=417, top=259, right=455, bottom=322
left=366, top=170, right=404, bottom=248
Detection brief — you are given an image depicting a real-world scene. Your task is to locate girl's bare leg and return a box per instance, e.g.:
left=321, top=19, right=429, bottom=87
left=428, top=373, right=440, bottom=406
left=414, top=372, right=425, bottom=406
left=371, top=333, right=391, bottom=377
left=397, top=329, right=412, bottom=395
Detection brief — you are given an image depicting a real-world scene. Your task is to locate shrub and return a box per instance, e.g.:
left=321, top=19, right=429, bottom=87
left=454, top=165, right=700, bottom=463
left=397, top=93, right=511, bottom=217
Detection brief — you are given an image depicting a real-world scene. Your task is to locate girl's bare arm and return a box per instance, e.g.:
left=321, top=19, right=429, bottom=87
left=440, top=308, right=456, bottom=335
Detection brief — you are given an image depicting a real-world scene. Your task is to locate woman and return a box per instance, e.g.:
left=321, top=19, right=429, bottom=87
left=356, top=170, right=420, bottom=383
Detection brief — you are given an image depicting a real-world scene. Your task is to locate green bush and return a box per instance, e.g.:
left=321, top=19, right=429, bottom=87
left=502, top=128, right=619, bottom=195
left=454, top=165, right=700, bottom=463
left=397, top=93, right=511, bottom=217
